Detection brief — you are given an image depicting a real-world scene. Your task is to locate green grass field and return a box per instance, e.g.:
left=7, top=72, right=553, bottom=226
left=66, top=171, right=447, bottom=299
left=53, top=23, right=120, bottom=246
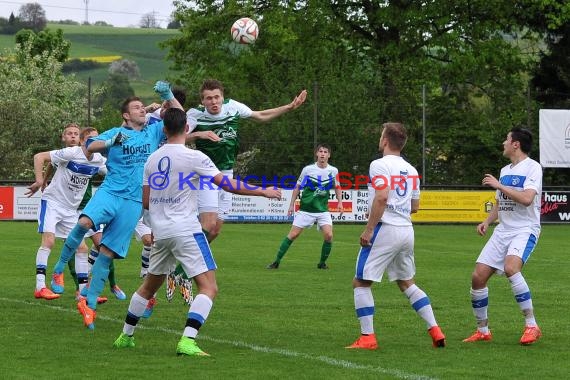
left=0, top=222, right=568, bottom=379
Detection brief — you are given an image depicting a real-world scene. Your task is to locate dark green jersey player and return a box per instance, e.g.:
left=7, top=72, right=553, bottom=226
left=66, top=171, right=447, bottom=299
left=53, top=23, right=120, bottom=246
left=267, top=143, right=343, bottom=270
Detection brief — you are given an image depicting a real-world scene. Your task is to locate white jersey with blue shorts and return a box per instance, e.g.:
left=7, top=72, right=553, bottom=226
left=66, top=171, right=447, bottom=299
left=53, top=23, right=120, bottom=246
left=355, top=155, right=421, bottom=282
left=477, top=157, right=542, bottom=272
left=143, top=143, right=221, bottom=278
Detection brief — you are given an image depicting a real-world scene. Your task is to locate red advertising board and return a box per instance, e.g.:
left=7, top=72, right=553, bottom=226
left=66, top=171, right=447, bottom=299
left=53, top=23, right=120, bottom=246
left=0, top=187, right=14, bottom=219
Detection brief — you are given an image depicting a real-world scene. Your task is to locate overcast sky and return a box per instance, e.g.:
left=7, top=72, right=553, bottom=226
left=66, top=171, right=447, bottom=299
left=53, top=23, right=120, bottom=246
left=0, top=0, right=176, bottom=28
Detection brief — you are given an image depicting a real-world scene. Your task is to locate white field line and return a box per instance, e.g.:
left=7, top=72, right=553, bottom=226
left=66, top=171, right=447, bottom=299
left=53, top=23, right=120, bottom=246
left=2, top=297, right=437, bottom=380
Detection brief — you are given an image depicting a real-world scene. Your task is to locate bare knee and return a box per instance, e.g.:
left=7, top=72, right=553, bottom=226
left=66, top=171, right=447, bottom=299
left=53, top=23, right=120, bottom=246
left=352, top=278, right=372, bottom=289
left=396, top=279, right=415, bottom=292
left=77, top=216, right=94, bottom=230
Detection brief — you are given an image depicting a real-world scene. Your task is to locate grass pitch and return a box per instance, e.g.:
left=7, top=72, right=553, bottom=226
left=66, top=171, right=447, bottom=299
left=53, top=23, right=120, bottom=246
left=0, top=222, right=568, bottom=379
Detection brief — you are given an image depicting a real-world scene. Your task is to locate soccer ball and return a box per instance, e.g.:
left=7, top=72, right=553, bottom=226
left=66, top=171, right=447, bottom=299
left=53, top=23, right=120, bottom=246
left=231, top=17, right=259, bottom=44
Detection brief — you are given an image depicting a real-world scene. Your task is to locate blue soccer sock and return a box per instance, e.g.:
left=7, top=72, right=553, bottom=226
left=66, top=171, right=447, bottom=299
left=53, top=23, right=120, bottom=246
left=54, top=224, right=89, bottom=274
left=86, top=254, right=112, bottom=309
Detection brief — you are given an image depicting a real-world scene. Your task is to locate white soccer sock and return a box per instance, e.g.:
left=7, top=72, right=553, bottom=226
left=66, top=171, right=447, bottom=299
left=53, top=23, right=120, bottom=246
left=35, top=247, right=51, bottom=290
left=470, top=287, right=489, bottom=332
left=508, top=272, right=536, bottom=326
left=354, top=287, right=375, bottom=334
left=183, top=294, right=213, bottom=339
left=404, top=284, right=437, bottom=329
left=75, top=250, right=89, bottom=293
left=123, top=292, right=149, bottom=336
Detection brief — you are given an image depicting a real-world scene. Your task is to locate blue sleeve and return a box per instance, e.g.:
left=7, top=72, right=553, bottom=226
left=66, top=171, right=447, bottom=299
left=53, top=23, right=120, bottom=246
left=86, top=127, right=120, bottom=149
left=149, top=121, right=166, bottom=143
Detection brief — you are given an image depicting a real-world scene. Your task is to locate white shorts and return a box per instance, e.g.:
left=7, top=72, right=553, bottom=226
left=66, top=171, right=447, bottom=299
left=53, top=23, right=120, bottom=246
left=84, top=224, right=103, bottom=238
left=292, top=211, right=332, bottom=229
left=148, top=233, right=217, bottom=278
left=476, top=228, right=539, bottom=274
left=134, top=218, right=151, bottom=241
left=197, top=169, right=232, bottom=220
left=37, top=200, right=77, bottom=238
left=354, top=223, right=415, bottom=282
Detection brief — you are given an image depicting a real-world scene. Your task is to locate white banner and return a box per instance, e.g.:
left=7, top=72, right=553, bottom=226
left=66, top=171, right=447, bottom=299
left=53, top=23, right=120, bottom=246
left=539, top=109, right=570, bottom=168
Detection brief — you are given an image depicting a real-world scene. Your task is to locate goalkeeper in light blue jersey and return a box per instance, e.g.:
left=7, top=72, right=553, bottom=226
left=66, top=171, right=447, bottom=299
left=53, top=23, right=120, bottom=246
left=50, top=82, right=183, bottom=329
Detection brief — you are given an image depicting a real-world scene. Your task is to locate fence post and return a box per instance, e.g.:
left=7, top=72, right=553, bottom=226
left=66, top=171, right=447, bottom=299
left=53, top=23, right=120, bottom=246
left=313, top=81, right=318, bottom=147
left=422, top=84, right=426, bottom=186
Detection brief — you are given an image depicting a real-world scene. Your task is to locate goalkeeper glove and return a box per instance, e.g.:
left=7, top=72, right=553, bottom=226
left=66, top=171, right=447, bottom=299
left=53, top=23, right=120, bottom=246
left=104, top=132, right=129, bottom=149
left=154, top=81, right=174, bottom=101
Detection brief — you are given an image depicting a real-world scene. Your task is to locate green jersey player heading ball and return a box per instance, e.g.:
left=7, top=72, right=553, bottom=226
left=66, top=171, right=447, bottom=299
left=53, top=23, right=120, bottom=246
left=187, top=79, right=307, bottom=242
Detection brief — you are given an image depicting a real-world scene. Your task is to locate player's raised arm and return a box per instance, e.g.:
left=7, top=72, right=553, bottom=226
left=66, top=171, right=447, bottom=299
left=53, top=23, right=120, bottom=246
left=250, top=89, right=307, bottom=122
left=154, top=81, right=183, bottom=111
left=26, top=151, right=52, bottom=197
left=211, top=173, right=281, bottom=199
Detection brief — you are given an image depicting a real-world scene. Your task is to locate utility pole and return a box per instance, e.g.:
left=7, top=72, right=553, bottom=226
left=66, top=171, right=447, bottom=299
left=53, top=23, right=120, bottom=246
left=83, top=0, right=89, bottom=24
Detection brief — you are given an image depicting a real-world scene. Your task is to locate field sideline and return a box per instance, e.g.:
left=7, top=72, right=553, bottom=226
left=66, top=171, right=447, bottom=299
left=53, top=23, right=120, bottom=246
left=0, top=222, right=568, bottom=379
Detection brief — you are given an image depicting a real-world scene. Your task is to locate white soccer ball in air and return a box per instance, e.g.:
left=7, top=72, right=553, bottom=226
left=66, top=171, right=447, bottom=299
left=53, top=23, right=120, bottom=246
left=231, top=17, right=259, bottom=44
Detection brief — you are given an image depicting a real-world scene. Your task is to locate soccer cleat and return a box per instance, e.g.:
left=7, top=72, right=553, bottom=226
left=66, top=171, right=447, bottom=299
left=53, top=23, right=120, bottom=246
left=51, top=272, right=65, bottom=294
left=462, top=330, right=492, bottom=342
left=317, top=262, right=329, bottom=269
left=166, top=271, right=177, bottom=302
left=113, top=332, right=135, bottom=348
left=520, top=326, right=542, bottom=345
left=77, top=298, right=96, bottom=329
left=111, top=285, right=127, bottom=300
left=176, top=336, right=210, bottom=356
left=428, top=326, right=446, bottom=348
left=266, top=262, right=279, bottom=269
left=75, top=290, right=108, bottom=305
left=142, top=297, right=156, bottom=319
left=345, top=334, right=378, bottom=350
left=179, top=278, right=193, bottom=306
left=140, top=268, right=148, bottom=278
left=34, top=287, right=60, bottom=300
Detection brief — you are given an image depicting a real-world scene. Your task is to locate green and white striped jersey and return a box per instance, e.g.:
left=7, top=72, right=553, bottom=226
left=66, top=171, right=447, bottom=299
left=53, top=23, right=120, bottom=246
left=187, top=99, right=253, bottom=170
left=296, top=163, right=339, bottom=213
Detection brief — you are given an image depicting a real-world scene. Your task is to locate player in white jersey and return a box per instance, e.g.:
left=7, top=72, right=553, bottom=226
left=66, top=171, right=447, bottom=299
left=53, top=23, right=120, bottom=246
left=266, top=144, right=342, bottom=269
left=463, top=127, right=543, bottom=345
left=162, top=79, right=306, bottom=295
left=346, top=123, right=446, bottom=350
left=26, top=125, right=106, bottom=300
left=112, top=108, right=281, bottom=356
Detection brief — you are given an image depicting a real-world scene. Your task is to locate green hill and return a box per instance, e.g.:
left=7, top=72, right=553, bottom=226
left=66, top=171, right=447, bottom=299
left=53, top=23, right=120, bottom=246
left=0, top=24, right=181, bottom=100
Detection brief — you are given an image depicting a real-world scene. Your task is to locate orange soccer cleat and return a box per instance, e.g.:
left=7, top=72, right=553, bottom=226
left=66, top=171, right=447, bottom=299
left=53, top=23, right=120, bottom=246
left=463, top=330, right=492, bottom=343
left=428, top=326, right=446, bottom=348
left=520, top=326, right=542, bottom=345
left=77, top=298, right=96, bottom=330
left=345, top=334, right=378, bottom=350
left=34, top=287, right=60, bottom=300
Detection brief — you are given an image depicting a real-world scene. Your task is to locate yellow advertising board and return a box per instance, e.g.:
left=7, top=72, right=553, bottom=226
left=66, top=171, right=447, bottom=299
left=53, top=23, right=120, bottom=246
left=412, top=191, right=496, bottom=223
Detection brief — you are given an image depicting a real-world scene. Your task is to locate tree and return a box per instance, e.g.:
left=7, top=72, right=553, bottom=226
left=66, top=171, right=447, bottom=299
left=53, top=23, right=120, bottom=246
left=15, top=28, right=71, bottom=63
left=18, top=2, right=47, bottom=32
left=0, top=42, right=87, bottom=180
left=165, top=1, right=570, bottom=184
left=140, top=12, right=160, bottom=28
left=108, top=59, right=140, bottom=80
left=93, top=73, right=135, bottom=116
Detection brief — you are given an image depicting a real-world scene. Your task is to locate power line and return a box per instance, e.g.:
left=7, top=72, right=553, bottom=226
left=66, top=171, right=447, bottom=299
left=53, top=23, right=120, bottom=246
left=0, top=0, right=172, bottom=21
